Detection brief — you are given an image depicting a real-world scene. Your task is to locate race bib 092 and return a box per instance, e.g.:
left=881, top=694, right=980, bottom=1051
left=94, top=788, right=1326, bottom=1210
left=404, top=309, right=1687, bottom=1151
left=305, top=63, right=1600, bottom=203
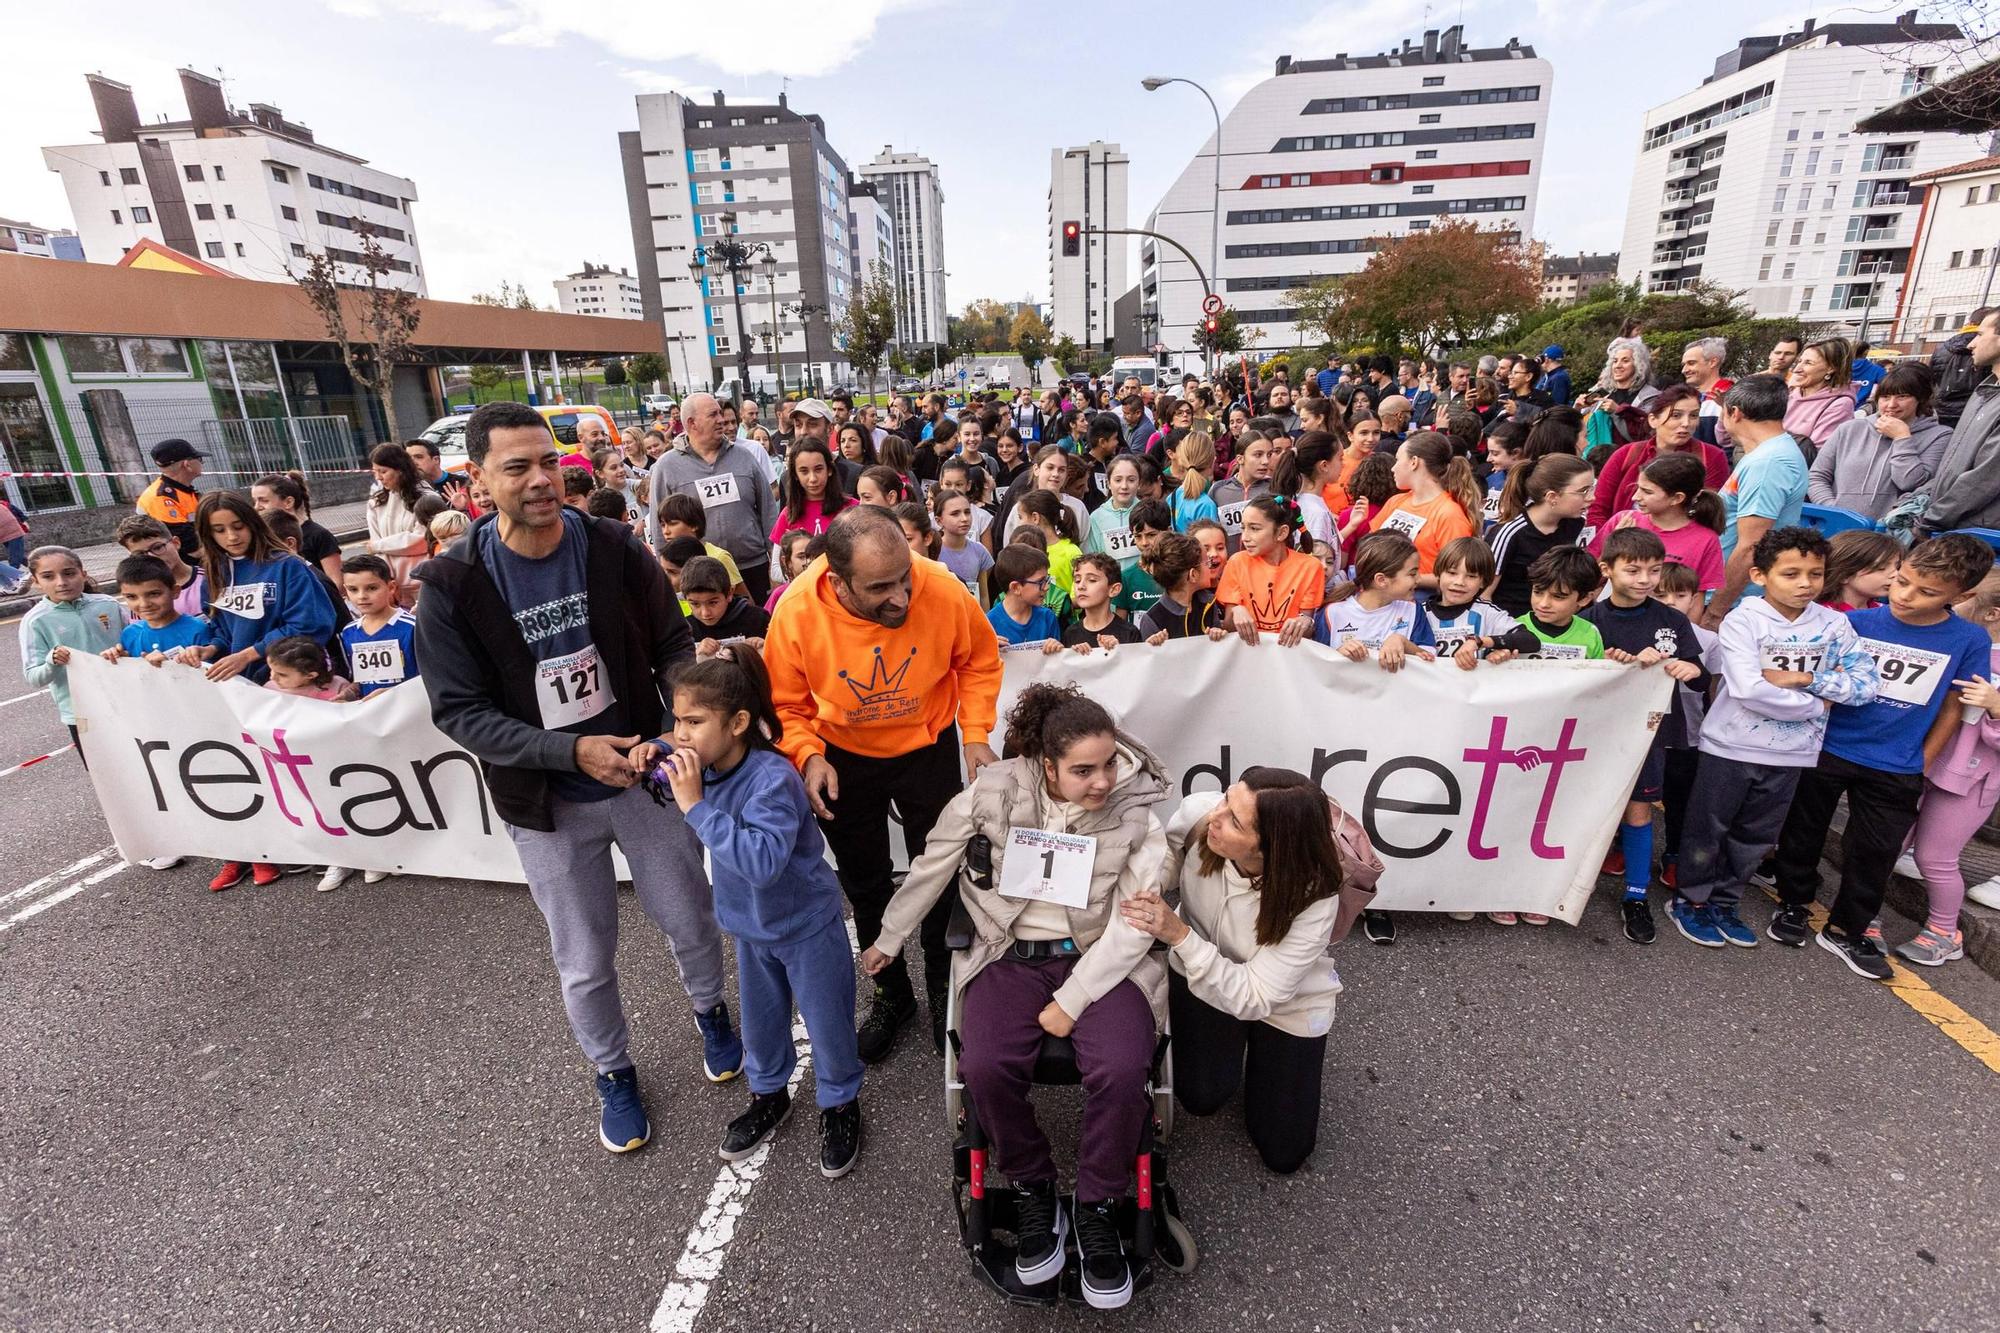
left=212, top=583, right=269, bottom=620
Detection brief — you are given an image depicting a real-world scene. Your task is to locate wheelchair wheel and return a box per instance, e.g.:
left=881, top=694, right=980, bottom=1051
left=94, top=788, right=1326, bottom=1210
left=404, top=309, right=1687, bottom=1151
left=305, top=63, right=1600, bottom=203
left=1155, top=1209, right=1199, bottom=1275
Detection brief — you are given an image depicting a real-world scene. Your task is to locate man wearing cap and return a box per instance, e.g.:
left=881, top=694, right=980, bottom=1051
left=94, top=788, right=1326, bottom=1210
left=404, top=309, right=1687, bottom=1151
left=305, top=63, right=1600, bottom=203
left=138, top=439, right=206, bottom=561
left=785, top=396, right=846, bottom=493
left=1538, top=346, right=1573, bottom=407
left=648, top=391, right=777, bottom=603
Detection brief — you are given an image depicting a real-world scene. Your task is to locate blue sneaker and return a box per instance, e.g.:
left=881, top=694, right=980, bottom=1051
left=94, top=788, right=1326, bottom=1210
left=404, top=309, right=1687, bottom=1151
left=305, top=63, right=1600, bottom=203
left=1712, top=907, right=1759, bottom=949
left=596, top=1066, right=650, bottom=1153
left=695, top=1001, right=745, bottom=1083
left=1669, top=897, right=1727, bottom=948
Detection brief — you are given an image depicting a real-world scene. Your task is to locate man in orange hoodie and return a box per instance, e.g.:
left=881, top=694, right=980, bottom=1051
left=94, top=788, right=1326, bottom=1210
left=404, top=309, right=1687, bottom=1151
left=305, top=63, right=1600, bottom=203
left=764, top=506, right=1004, bottom=1061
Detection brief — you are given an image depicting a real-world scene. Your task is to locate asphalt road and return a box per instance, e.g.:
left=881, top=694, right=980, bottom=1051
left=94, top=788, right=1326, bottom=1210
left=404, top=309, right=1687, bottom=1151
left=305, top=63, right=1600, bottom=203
left=4, top=616, right=1999, bottom=1332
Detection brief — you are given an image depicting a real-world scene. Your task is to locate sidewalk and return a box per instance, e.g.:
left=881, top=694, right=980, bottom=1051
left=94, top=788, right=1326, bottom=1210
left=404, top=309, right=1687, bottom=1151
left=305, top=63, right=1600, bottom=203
left=2, top=499, right=372, bottom=616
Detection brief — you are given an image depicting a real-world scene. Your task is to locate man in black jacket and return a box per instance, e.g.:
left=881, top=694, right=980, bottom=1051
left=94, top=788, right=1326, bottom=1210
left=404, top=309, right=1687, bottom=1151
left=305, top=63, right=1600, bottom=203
left=415, top=401, right=738, bottom=1156
left=1931, top=306, right=1995, bottom=428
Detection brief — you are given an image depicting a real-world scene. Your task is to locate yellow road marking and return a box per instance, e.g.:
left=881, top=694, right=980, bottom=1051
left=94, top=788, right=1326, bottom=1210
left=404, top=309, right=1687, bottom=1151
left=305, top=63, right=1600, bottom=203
left=1793, top=896, right=2000, bottom=1076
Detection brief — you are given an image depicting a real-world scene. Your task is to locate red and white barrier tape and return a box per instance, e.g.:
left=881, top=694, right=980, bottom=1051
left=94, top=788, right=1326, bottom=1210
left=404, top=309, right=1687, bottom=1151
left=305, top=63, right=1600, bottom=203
left=0, top=743, right=73, bottom=778
left=1, top=467, right=370, bottom=480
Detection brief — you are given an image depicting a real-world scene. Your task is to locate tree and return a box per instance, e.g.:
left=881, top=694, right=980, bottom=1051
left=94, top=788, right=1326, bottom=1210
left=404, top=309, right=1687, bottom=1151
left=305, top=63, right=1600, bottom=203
left=601, top=357, right=627, bottom=386
left=468, top=363, right=508, bottom=397
left=471, top=279, right=541, bottom=310
left=836, top=261, right=900, bottom=398
left=1288, top=220, right=1539, bottom=356
left=1193, top=307, right=1246, bottom=356
left=292, top=224, right=422, bottom=445
left=1011, top=308, right=1051, bottom=379
left=1286, top=275, right=1357, bottom=348
left=627, top=352, right=668, bottom=391
left=1051, top=334, right=1081, bottom=374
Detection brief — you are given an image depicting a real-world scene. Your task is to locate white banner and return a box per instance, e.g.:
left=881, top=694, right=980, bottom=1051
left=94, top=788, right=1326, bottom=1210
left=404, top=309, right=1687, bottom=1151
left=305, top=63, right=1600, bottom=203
left=995, top=637, right=1675, bottom=924
left=71, top=655, right=531, bottom=883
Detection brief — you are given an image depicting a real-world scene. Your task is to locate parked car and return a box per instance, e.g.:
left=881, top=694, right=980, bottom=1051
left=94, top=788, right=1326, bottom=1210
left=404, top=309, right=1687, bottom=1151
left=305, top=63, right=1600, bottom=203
left=641, top=393, right=676, bottom=415
left=989, top=364, right=1011, bottom=389
left=892, top=377, right=923, bottom=394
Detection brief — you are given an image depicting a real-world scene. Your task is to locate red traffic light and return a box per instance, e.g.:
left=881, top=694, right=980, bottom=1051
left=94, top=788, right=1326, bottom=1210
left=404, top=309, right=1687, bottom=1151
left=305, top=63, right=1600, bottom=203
left=1061, top=220, right=1080, bottom=257
left=1203, top=316, right=1218, bottom=333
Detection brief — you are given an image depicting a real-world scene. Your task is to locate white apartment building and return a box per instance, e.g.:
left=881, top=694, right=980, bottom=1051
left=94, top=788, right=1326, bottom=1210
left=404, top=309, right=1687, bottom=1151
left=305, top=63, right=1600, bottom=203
left=1140, top=27, right=1549, bottom=371
left=554, top=264, right=644, bottom=319
left=847, top=178, right=896, bottom=289
left=855, top=148, right=948, bottom=349
left=1894, top=155, right=2000, bottom=351
left=1616, top=15, right=1972, bottom=335
left=1048, top=142, right=1129, bottom=351
left=619, top=91, right=856, bottom=394
left=42, top=70, right=424, bottom=294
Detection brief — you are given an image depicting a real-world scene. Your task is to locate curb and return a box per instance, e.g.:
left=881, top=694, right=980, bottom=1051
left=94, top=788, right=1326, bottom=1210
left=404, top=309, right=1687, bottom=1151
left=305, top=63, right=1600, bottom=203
left=1879, top=862, right=2000, bottom=979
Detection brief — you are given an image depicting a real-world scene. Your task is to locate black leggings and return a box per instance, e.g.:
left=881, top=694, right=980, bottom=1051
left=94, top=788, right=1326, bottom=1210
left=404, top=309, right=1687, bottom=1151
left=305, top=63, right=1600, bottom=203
left=1169, top=971, right=1326, bottom=1174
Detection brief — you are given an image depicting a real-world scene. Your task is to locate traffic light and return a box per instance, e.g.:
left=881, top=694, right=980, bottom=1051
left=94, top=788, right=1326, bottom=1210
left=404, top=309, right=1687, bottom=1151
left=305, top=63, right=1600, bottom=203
left=1062, top=220, right=1080, bottom=257
left=1203, top=315, right=1219, bottom=337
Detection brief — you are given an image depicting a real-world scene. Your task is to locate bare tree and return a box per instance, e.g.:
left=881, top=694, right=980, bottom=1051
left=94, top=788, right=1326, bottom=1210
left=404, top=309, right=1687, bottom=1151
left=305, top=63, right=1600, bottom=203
left=293, top=224, right=423, bottom=446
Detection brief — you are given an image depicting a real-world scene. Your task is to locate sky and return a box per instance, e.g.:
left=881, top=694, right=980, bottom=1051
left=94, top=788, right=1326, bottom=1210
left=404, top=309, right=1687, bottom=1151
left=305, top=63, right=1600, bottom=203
left=0, top=0, right=1924, bottom=313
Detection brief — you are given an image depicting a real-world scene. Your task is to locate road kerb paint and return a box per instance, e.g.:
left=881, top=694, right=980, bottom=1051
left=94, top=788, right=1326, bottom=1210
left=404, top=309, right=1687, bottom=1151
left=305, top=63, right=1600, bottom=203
left=0, top=742, right=73, bottom=777
left=0, top=859, right=129, bottom=932
left=0, top=688, right=49, bottom=709
left=0, top=848, right=112, bottom=908
left=650, top=1021, right=814, bottom=1333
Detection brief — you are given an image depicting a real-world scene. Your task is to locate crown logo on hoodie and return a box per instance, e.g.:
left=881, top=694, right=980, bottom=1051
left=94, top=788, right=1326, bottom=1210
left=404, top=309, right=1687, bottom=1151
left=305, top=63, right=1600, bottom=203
left=840, top=646, right=917, bottom=707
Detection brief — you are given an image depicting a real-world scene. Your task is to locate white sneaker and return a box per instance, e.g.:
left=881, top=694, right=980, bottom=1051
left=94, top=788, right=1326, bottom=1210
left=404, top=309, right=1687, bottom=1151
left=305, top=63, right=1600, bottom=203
left=1447, top=910, right=1475, bottom=921
left=140, top=855, right=184, bottom=871
left=316, top=866, right=351, bottom=893
left=362, top=870, right=388, bottom=884
left=1968, top=875, right=2000, bottom=911
left=1893, top=850, right=1921, bottom=880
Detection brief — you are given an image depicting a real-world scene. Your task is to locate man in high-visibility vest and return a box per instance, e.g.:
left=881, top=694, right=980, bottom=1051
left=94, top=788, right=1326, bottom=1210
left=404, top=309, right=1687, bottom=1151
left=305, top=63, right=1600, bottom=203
left=136, top=438, right=205, bottom=561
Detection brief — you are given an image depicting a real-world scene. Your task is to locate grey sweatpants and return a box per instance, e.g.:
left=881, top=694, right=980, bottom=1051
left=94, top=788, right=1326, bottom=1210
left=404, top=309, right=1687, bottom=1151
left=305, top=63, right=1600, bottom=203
left=1675, top=752, right=1803, bottom=911
left=506, top=784, right=727, bottom=1073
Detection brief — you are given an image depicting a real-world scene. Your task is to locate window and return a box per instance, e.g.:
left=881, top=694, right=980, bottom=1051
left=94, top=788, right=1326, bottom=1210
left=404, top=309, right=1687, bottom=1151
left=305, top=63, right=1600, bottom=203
left=1423, top=76, right=1444, bottom=86
left=1815, top=231, right=1826, bottom=245
left=1800, top=286, right=1815, bottom=311
left=1990, top=184, right=2000, bottom=202
left=1977, top=249, right=1989, bottom=267
left=58, top=335, right=189, bottom=377
left=1765, top=222, right=1781, bottom=246
left=224, top=204, right=235, bottom=219
left=1823, top=185, right=1837, bottom=211
left=119, top=167, right=139, bottom=185
left=1780, top=150, right=1795, bottom=177
left=1416, top=150, right=1436, bottom=159
left=271, top=167, right=288, bottom=183
left=1419, top=113, right=1440, bottom=124
left=280, top=205, right=298, bottom=221
left=132, top=206, right=151, bottom=223
left=1412, top=184, right=1434, bottom=195
left=1805, top=148, right=1820, bottom=175
left=1782, top=261, right=1796, bottom=279
left=290, top=242, right=307, bottom=258
left=1790, top=221, right=1805, bottom=245
left=204, top=242, right=224, bottom=258
left=213, top=165, right=224, bottom=180
left=194, top=203, right=214, bottom=221
left=183, top=164, right=204, bottom=181
left=1258, top=175, right=1280, bottom=187
left=97, top=170, right=109, bottom=186
left=1774, top=186, right=1788, bottom=210
left=1830, top=157, right=1844, bottom=174
left=110, top=210, right=121, bottom=224
left=233, top=243, right=245, bottom=257
left=1758, top=256, right=1773, bottom=280
left=1290, top=174, right=1312, bottom=186
left=1970, top=186, right=1980, bottom=205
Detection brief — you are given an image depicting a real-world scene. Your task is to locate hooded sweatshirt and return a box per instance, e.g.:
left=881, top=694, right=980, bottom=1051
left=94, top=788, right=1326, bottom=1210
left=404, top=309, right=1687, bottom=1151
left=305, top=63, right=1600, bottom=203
left=763, top=552, right=1003, bottom=767
left=1921, top=379, right=2000, bottom=532
left=1927, top=641, right=2000, bottom=798
left=211, top=552, right=338, bottom=681
left=1783, top=385, right=1858, bottom=451
left=874, top=738, right=1170, bottom=1023
left=21, top=594, right=124, bottom=724
left=1807, top=413, right=1952, bottom=520
left=1698, top=598, right=1879, bottom=767
left=679, top=746, right=844, bottom=946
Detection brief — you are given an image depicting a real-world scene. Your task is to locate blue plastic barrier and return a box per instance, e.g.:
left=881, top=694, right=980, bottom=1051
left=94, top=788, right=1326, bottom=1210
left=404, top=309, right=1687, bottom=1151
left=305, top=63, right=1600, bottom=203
left=1950, top=527, right=2000, bottom=554
left=1800, top=504, right=1877, bottom=535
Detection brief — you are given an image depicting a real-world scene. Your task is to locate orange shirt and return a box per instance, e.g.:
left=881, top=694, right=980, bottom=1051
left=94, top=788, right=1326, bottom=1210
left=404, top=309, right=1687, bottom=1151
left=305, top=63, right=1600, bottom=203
left=1368, top=491, right=1476, bottom=573
left=1319, top=441, right=1376, bottom=518
left=763, top=553, right=1003, bottom=767
left=1214, top=548, right=1326, bottom=631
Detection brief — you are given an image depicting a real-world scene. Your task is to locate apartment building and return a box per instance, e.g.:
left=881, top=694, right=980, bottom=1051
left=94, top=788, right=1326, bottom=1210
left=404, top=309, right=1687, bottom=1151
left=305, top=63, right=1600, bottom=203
left=854, top=148, right=948, bottom=349
left=555, top=263, right=645, bottom=320
left=1048, top=142, right=1130, bottom=350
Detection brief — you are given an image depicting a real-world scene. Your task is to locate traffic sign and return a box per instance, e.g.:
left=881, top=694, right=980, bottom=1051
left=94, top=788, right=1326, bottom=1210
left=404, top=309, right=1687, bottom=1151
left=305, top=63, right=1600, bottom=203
left=1202, top=293, right=1224, bottom=316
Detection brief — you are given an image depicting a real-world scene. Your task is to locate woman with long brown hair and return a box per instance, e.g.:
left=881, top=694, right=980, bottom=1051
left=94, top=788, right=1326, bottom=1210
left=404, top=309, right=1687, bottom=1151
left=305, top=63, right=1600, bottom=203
left=1121, top=767, right=1380, bottom=1174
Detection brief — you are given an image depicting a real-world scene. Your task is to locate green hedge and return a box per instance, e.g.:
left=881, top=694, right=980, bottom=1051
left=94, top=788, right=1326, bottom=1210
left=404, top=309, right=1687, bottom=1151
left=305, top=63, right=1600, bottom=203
left=1451, top=284, right=1806, bottom=387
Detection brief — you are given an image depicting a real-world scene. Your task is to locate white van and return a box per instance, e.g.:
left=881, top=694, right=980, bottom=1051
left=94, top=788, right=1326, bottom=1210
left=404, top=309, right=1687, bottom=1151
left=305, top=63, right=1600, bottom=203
left=1109, top=356, right=1167, bottom=389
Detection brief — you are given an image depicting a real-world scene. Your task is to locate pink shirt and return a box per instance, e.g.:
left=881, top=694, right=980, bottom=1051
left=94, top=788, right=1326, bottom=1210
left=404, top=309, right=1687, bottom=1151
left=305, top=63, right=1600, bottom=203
left=769, top=497, right=844, bottom=544
left=1589, top=510, right=1726, bottom=590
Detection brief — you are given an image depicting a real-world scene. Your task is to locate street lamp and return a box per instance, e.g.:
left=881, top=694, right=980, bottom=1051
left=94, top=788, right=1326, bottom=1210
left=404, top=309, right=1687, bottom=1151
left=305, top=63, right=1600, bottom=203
left=1142, top=74, right=1222, bottom=377
left=687, top=212, right=774, bottom=403
left=785, top=300, right=828, bottom=395
left=759, top=251, right=782, bottom=399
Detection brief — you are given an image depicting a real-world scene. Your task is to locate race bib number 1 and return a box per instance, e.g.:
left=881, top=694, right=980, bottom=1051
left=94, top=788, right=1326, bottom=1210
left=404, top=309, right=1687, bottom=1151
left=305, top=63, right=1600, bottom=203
left=350, top=640, right=406, bottom=686
left=536, top=644, right=614, bottom=728
left=213, top=583, right=268, bottom=620
left=695, top=473, right=739, bottom=509
left=1218, top=501, right=1246, bottom=535
left=1862, top=638, right=1950, bottom=707
left=1760, top=640, right=1825, bottom=675
left=997, top=827, right=1098, bottom=909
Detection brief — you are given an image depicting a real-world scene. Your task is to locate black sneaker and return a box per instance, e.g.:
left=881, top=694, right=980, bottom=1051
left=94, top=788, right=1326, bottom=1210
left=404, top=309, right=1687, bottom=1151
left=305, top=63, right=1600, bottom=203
left=1816, top=926, right=1893, bottom=980
left=1012, top=1179, right=1067, bottom=1286
left=856, top=981, right=917, bottom=1065
left=819, top=1099, right=861, bottom=1179
left=1620, top=896, right=1656, bottom=944
left=718, top=1089, right=791, bottom=1162
left=1072, top=1196, right=1132, bottom=1310
left=1362, top=910, right=1396, bottom=945
left=1766, top=903, right=1813, bottom=947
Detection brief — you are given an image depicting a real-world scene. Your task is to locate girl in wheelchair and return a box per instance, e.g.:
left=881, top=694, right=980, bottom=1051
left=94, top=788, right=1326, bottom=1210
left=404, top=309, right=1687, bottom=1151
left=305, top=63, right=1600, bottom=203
left=859, top=682, right=1169, bottom=1310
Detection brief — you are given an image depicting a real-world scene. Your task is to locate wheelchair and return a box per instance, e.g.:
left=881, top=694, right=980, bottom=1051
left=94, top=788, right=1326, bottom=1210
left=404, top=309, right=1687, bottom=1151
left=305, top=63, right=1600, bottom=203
left=940, top=900, right=1198, bottom=1305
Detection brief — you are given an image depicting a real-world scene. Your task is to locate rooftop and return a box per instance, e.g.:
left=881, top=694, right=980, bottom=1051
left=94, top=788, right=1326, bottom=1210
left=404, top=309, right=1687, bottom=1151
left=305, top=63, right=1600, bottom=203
left=1277, top=26, right=1536, bottom=74
left=1708, top=11, right=1963, bottom=83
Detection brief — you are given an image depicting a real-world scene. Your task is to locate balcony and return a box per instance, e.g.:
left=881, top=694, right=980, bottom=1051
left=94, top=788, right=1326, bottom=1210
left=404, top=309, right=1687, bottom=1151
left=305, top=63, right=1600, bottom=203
left=1649, top=277, right=1697, bottom=294
left=1693, top=179, right=1720, bottom=198
left=1657, top=218, right=1690, bottom=238
left=1862, top=225, right=1898, bottom=242
left=1872, top=153, right=1915, bottom=173
left=1689, top=212, right=1714, bottom=229
left=1870, top=189, right=1911, bottom=206
left=1663, top=186, right=1693, bottom=204
left=1653, top=249, right=1685, bottom=265
left=1700, top=146, right=1726, bottom=165
left=1665, top=157, right=1702, bottom=181
left=1684, top=243, right=1708, bottom=260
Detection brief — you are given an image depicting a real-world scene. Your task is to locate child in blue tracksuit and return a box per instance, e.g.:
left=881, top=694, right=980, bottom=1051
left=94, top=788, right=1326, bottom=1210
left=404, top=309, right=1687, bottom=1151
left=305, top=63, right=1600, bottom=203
left=194, top=491, right=336, bottom=686
left=19, top=545, right=125, bottom=763
left=632, top=648, right=863, bottom=1179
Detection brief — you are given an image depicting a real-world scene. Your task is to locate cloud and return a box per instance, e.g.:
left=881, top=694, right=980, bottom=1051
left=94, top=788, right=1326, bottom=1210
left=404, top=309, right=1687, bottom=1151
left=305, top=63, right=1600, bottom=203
left=616, top=67, right=701, bottom=96
left=318, top=0, right=924, bottom=77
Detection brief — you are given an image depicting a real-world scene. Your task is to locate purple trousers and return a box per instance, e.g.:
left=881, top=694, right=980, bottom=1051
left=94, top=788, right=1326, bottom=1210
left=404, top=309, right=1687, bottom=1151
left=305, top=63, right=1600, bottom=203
left=957, top=954, right=1153, bottom=1202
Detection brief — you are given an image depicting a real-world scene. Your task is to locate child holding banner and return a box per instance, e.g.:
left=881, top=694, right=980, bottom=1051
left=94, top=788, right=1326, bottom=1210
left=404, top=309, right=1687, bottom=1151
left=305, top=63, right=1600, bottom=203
left=106, top=555, right=215, bottom=666
left=195, top=493, right=337, bottom=687
left=339, top=556, right=420, bottom=699
left=1315, top=532, right=1435, bottom=670
left=20, top=545, right=123, bottom=766
left=1216, top=496, right=1323, bottom=645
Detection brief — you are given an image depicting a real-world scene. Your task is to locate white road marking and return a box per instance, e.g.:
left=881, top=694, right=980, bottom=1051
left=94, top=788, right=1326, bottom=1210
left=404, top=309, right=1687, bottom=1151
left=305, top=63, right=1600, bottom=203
left=650, top=1021, right=815, bottom=1333
left=0, top=688, right=48, bottom=709
left=0, top=858, right=129, bottom=932
left=0, top=848, right=113, bottom=908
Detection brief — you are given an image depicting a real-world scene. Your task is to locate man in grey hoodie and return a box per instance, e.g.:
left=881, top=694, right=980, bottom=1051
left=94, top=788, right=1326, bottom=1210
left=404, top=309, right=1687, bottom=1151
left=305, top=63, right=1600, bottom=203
left=1921, top=310, right=2000, bottom=535
left=648, top=392, right=777, bottom=602
left=1807, top=361, right=1952, bottom=521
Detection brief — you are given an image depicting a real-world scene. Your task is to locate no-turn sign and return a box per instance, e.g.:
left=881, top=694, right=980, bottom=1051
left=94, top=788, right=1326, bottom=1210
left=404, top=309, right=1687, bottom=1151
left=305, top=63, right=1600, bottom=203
left=1202, top=293, right=1224, bottom=316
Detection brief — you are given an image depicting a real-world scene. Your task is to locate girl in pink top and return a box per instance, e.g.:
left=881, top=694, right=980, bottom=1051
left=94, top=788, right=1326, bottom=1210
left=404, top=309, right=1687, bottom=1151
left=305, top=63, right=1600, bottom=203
left=262, top=635, right=358, bottom=702
left=1589, top=452, right=1725, bottom=590
left=768, top=439, right=852, bottom=544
